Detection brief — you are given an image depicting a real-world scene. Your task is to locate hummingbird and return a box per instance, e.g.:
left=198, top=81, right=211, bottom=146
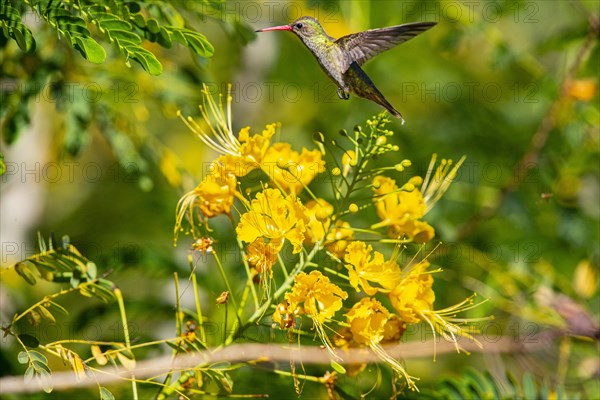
left=256, top=17, right=437, bottom=123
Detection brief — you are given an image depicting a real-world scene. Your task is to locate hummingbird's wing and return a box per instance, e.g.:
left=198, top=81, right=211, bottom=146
left=335, top=22, right=436, bottom=72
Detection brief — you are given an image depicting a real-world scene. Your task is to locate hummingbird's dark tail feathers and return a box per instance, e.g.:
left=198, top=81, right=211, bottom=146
left=375, top=94, right=405, bottom=123
left=344, top=62, right=405, bottom=124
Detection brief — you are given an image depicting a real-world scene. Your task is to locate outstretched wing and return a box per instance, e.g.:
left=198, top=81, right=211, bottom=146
left=336, top=22, right=436, bottom=72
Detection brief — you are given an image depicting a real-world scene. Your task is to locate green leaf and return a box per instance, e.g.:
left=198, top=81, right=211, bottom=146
left=330, top=360, right=346, bottom=374
left=32, top=360, right=51, bottom=372
left=37, top=368, right=53, bottom=393
left=130, top=13, right=145, bottom=28
left=175, top=29, right=214, bottom=57
left=19, top=335, right=40, bottom=349
left=47, top=301, right=69, bottom=316
left=86, top=262, right=97, bottom=279
left=129, top=47, right=163, bottom=75
left=28, top=350, right=48, bottom=365
left=17, top=351, right=29, bottom=364
left=15, top=261, right=39, bottom=285
left=37, top=232, right=47, bottom=253
left=165, top=340, right=183, bottom=352
left=116, top=352, right=136, bottom=370
left=11, top=25, right=36, bottom=52
left=156, top=26, right=172, bottom=48
left=73, top=36, right=106, bottom=63
left=97, top=278, right=116, bottom=291
left=24, top=366, right=35, bottom=384
left=146, top=18, right=160, bottom=33
left=109, top=29, right=142, bottom=45
left=0, top=4, right=36, bottom=52
left=99, top=18, right=133, bottom=31
left=219, top=372, right=234, bottom=393
left=37, top=305, right=56, bottom=323
left=100, top=387, right=115, bottom=400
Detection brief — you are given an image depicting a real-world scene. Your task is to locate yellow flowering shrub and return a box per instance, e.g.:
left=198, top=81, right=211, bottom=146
left=172, top=85, right=489, bottom=395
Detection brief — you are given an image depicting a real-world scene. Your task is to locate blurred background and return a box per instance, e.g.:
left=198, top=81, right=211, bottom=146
left=1, top=0, right=598, bottom=398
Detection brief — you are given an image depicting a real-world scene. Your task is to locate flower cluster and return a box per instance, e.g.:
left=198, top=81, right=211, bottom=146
left=175, top=85, right=488, bottom=393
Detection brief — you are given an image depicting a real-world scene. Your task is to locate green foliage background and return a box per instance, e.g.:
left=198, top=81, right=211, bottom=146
left=1, top=0, right=598, bottom=398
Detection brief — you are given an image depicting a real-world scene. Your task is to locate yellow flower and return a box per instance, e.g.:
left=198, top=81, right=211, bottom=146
left=174, top=164, right=237, bottom=243
left=345, top=297, right=418, bottom=390
left=195, top=169, right=237, bottom=219
left=346, top=297, right=390, bottom=345
left=344, top=241, right=401, bottom=295
left=388, top=259, right=488, bottom=358
left=178, top=84, right=278, bottom=177
left=217, top=123, right=277, bottom=177
left=371, top=175, right=434, bottom=243
left=304, top=199, right=355, bottom=258
left=285, top=271, right=348, bottom=324
left=389, top=260, right=435, bottom=324
left=245, top=237, right=283, bottom=277
left=236, top=188, right=307, bottom=254
left=261, top=143, right=325, bottom=195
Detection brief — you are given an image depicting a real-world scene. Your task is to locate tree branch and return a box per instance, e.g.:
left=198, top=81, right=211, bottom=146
left=0, top=334, right=552, bottom=395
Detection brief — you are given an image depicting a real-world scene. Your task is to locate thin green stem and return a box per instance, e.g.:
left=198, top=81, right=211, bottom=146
left=115, top=288, right=138, bottom=400
left=190, top=268, right=206, bottom=343
left=213, top=251, right=242, bottom=329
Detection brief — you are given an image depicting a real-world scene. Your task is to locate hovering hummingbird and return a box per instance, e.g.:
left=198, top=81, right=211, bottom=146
left=256, top=17, right=437, bottom=122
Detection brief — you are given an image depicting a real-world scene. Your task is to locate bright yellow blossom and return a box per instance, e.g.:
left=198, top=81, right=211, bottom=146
left=344, top=241, right=401, bottom=295
left=174, top=164, right=237, bottom=242
left=389, top=260, right=435, bottom=324
left=237, top=188, right=307, bottom=255
left=388, top=259, right=487, bottom=358
left=245, top=237, right=284, bottom=276
left=345, top=297, right=419, bottom=390
left=277, top=270, right=348, bottom=358
left=216, top=124, right=277, bottom=177
left=371, top=175, right=435, bottom=243
left=285, top=271, right=348, bottom=324
left=178, top=83, right=279, bottom=177
left=346, top=297, right=390, bottom=345
left=262, top=143, right=325, bottom=195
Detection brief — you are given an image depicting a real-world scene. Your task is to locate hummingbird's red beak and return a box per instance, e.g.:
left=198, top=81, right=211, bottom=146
left=255, top=25, right=292, bottom=33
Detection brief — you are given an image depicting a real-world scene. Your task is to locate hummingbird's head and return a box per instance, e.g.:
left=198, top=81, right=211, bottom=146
left=256, top=16, right=330, bottom=43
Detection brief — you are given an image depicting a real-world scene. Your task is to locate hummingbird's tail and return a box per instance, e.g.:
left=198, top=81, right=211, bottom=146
left=373, top=92, right=405, bottom=124
left=345, top=62, right=405, bottom=124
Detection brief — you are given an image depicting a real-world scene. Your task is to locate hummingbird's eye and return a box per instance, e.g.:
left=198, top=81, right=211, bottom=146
left=295, top=23, right=304, bottom=29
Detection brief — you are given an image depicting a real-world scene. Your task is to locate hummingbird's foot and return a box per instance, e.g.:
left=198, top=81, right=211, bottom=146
left=337, top=87, right=350, bottom=100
